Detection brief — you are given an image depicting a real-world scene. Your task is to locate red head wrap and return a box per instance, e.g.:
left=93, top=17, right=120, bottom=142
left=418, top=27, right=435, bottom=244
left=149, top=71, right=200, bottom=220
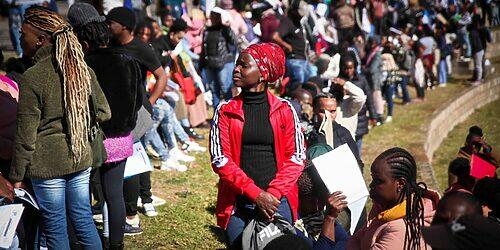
left=241, top=43, right=286, bottom=83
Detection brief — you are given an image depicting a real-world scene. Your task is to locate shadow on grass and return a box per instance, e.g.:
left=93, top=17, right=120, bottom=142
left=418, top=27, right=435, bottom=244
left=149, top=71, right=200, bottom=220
left=206, top=204, right=216, bottom=214
left=207, top=224, right=226, bottom=245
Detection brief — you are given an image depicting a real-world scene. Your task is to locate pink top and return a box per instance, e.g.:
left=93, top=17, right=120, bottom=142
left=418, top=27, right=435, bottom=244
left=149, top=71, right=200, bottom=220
left=103, top=133, right=133, bottom=163
left=347, top=192, right=439, bottom=250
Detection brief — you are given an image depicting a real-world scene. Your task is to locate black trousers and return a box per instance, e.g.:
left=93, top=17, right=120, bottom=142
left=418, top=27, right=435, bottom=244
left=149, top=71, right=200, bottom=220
left=123, top=171, right=152, bottom=217
left=101, top=160, right=126, bottom=244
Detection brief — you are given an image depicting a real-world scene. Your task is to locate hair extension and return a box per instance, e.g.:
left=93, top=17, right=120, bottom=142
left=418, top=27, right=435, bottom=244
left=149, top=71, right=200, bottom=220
left=25, top=6, right=92, bottom=164
left=73, top=21, right=110, bottom=50
left=377, top=147, right=427, bottom=250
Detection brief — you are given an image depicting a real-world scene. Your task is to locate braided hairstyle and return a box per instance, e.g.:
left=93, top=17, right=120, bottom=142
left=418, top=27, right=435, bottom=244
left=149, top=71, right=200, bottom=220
left=25, top=6, right=92, bottom=164
left=73, top=21, right=110, bottom=50
left=377, top=147, right=427, bottom=250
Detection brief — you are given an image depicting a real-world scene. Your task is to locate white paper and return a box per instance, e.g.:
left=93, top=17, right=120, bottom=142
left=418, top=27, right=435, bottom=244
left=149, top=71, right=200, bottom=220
left=124, top=142, right=153, bottom=178
left=14, top=188, right=39, bottom=210
left=312, top=144, right=369, bottom=234
left=0, top=204, right=24, bottom=248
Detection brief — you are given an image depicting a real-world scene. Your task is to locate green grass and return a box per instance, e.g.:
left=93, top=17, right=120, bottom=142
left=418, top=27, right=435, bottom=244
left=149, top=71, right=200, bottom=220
left=432, top=98, right=500, bottom=191
left=124, top=78, right=475, bottom=249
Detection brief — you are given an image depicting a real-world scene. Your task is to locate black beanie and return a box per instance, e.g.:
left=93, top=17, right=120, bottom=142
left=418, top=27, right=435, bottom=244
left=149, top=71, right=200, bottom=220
left=107, top=7, right=136, bottom=31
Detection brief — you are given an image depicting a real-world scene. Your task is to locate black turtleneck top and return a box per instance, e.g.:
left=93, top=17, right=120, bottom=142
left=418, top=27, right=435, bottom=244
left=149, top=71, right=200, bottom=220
left=240, top=90, right=277, bottom=191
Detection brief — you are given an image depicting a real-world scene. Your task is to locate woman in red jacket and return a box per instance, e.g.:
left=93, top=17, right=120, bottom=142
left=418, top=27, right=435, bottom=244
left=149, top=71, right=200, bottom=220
left=209, top=43, right=306, bottom=248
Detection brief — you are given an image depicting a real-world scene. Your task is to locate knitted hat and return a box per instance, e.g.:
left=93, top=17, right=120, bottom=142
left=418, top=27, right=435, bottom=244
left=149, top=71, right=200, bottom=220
left=67, top=2, right=105, bottom=28
left=106, top=7, right=136, bottom=31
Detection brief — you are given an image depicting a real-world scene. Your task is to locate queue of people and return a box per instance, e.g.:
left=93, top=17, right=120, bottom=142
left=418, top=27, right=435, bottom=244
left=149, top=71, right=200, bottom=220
left=0, top=0, right=499, bottom=249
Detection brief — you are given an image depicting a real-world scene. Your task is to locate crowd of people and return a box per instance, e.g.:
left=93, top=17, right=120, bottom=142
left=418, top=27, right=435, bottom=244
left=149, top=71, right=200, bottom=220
left=0, top=0, right=499, bottom=249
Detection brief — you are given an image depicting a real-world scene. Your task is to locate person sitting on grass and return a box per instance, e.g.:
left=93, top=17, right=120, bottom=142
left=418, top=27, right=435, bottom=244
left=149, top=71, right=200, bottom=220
left=431, top=191, right=482, bottom=225
left=295, top=159, right=349, bottom=249
left=473, top=177, right=500, bottom=224
left=445, top=158, right=475, bottom=194
left=329, top=147, right=439, bottom=249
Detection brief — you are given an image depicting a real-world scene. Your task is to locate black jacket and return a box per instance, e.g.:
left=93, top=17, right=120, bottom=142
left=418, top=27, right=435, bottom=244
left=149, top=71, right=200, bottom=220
left=306, top=122, right=364, bottom=171
left=201, top=25, right=237, bottom=69
left=85, top=48, right=143, bottom=136
left=351, top=75, right=374, bottom=138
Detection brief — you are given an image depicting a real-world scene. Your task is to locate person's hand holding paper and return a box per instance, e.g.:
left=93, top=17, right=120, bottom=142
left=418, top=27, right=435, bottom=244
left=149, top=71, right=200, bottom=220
left=312, top=144, right=369, bottom=234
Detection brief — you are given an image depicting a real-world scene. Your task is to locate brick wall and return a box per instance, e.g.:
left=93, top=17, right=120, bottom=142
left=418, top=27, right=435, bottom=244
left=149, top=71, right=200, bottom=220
left=424, top=77, right=500, bottom=162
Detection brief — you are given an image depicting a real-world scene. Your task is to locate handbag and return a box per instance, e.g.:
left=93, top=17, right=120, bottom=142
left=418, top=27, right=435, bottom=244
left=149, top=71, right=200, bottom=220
left=172, top=57, right=199, bottom=105
left=241, top=213, right=296, bottom=250
left=88, top=94, right=107, bottom=168
left=131, top=105, right=153, bottom=142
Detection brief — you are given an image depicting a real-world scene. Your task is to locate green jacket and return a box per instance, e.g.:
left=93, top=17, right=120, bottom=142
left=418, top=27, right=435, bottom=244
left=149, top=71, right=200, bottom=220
left=9, top=46, right=111, bottom=182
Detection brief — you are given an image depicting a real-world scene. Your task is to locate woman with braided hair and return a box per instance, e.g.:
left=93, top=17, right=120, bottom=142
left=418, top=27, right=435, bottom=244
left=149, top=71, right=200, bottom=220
left=329, top=147, right=439, bottom=249
left=9, top=6, right=110, bottom=249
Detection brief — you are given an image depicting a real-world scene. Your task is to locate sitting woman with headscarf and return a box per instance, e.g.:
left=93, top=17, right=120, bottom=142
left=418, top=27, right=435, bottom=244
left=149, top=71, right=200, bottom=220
left=209, top=43, right=306, bottom=248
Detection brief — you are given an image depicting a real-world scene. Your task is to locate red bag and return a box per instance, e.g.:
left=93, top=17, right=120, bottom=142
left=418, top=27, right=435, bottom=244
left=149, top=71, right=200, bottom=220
left=172, top=57, right=199, bottom=105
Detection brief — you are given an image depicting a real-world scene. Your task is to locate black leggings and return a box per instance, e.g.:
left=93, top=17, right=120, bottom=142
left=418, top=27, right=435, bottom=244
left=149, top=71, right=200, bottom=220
left=100, top=160, right=126, bottom=244
left=123, top=171, right=152, bottom=217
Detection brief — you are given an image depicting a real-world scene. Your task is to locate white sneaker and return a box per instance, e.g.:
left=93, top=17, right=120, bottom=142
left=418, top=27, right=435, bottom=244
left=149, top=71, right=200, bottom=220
left=160, top=158, right=188, bottom=172
left=170, top=147, right=195, bottom=162
left=145, top=144, right=160, bottom=158
left=184, top=141, right=207, bottom=153
left=151, top=195, right=166, bottom=207
left=126, top=215, right=140, bottom=228
left=142, top=203, right=158, bottom=217
left=385, top=116, right=393, bottom=123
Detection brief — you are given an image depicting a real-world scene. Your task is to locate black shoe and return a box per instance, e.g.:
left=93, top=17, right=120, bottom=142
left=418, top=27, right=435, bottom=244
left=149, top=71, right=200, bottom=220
left=183, top=126, right=205, bottom=140
left=124, top=223, right=143, bottom=236
left=109, top=242, right=124, bottom=250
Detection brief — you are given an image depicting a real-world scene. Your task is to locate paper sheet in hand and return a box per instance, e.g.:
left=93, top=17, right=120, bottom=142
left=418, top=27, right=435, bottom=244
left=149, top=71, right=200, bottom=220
left=14, top=188, right=39, bottom=210
left=0, top=204, right=24, bottom=248
left=312, top=144, right=369, bottom=234
left=124, top=142, right=153, bottom=178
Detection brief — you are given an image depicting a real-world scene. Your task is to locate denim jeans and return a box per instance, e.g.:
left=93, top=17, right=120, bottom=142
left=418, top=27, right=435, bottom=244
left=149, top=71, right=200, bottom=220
left=286, top=59, right=318, bottom=88
left=457, top=29, right=471, bottom=58
left=8, top=5, right=28, bottom=56
left=473, top=50, right=485, bottom=81
left=383, top=82, right=394, bottom=117
left=398, top=76, right=411, bottom=103
left=439, top=59, right=447, bottom=84
left=225, top=198, right=292, bottom=248
left=204, top=62, right=234, bottom=108
left=143, top=128, right=170, bottom=161
left=151, top=99, right=189, bottom=147
left=31, top=168, right=102, bottom=250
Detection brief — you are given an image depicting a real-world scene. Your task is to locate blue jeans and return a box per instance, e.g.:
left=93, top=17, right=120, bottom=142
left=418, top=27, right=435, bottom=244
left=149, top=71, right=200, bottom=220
left=8, top=5, right=28, bottom=56
left=150, top=99, right=190, bottom=148
left=143, top=128, right=170, bottom=161
left=225, top=198, right=292, bottom=248
left=457, top=29, right=471, bottom=58
left=398, top=76, right=411, bottom=103
left=383, top=83, right=394, bottom=117
left=439, top=59, right=447, bottom=84
left=204, top=62, right=234, bottom=108
left=286, top=59, right=317, bottom=88
left=31, top=168, right=102, bottom=250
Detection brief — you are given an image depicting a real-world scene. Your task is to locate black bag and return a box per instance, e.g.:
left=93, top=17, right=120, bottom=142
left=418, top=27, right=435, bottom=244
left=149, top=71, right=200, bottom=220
left=241, top=213, right=296, bottom=250
left=89, top=94, right=107, bottom=168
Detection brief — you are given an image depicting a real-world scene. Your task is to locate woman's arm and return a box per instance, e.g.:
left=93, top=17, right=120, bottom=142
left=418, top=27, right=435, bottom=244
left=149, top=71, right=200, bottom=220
left=266, top=104, right=306, bottom=200
left=9, top=80, right=41, bottom=183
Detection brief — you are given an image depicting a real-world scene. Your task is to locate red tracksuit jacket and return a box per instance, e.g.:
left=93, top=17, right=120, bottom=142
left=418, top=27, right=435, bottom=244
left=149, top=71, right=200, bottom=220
left=209, top=90, right=306, bottom=229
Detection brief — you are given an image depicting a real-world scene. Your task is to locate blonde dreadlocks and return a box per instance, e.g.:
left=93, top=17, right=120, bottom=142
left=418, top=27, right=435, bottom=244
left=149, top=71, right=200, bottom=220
left=25, top=7, right=92, bottom=163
